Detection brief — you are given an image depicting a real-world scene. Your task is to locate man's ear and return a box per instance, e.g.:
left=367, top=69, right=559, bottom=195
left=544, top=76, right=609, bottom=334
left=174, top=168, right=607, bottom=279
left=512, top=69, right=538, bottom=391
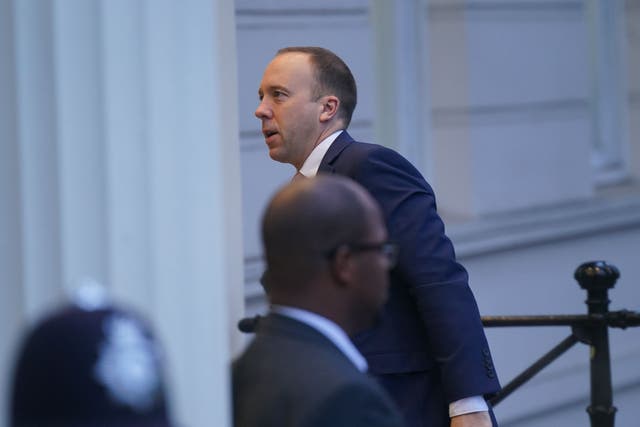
left=329, top=245, right=353, bottom=288
left=319, top=96, right=340, bottom=123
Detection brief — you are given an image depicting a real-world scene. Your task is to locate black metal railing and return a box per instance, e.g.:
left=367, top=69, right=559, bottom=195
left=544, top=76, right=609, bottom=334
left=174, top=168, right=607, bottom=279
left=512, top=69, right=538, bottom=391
left=482, top=261, right=640, bottom=427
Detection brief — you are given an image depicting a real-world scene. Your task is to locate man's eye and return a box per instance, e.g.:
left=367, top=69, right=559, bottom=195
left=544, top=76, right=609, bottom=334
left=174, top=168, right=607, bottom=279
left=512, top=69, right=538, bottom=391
left=273, top=91, right=286, bottom=98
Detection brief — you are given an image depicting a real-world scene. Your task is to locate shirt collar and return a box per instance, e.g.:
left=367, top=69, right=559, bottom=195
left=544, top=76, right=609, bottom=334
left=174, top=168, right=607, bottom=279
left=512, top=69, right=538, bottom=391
left=299, top=130, right=344, bottom=177
left=270, top=304, right=368, bottom=372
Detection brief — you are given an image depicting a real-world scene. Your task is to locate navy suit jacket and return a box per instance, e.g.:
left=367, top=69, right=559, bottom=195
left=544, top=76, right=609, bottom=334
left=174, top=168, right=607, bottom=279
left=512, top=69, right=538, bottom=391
left=318, top=131, right=500, bottom=426
left=233, top=313, right=404, bottom=427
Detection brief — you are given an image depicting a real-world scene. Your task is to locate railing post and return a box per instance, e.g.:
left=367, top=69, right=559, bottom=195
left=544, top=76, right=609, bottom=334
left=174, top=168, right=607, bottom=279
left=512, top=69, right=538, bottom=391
left=574, top=261, right=619, bottom=427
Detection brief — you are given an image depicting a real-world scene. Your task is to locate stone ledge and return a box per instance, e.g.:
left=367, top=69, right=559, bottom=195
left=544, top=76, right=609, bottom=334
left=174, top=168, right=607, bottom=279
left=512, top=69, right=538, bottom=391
left=447, top=184, right=640, bottom=259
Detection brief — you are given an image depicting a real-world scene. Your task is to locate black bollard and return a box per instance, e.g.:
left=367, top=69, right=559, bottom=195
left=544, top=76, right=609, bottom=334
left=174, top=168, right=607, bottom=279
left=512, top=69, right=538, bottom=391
left=574, top=261, right=619, bottom=427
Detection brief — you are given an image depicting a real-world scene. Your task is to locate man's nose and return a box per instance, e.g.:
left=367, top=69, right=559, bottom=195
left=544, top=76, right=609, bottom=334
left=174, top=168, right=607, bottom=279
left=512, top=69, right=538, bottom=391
left=255, top=100, right=271, bottom=119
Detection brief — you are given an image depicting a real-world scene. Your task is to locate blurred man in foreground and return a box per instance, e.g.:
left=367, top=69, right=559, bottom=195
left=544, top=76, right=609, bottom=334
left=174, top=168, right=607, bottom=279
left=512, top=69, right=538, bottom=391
left=233, top=175, right=404, bottom=427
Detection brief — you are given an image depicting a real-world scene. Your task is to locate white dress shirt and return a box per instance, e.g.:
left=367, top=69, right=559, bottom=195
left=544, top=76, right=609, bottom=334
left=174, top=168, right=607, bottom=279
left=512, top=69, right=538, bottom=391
left=298, top=130, right=343, bottom=177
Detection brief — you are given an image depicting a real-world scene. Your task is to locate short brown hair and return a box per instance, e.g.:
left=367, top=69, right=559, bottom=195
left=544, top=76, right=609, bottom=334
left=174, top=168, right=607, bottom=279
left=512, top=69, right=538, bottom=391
left=277, top=46, right=357, bottom=128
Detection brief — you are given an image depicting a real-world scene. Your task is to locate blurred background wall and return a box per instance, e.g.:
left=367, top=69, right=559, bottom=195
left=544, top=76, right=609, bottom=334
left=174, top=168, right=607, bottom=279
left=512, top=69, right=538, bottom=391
left=1, top=0, right=639, bottom=426
left=237, top=0, right=640, bottom=426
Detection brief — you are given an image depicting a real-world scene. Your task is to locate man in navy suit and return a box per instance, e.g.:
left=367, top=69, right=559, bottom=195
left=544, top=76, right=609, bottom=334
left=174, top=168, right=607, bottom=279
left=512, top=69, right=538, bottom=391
left=254, top=46, right=500, bottom=427
left=233, top=175, right=404, bottom=427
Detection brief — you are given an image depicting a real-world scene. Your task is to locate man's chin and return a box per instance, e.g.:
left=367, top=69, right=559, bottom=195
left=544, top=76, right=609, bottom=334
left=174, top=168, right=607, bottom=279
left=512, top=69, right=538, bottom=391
left=267, top=147, right=288, bottom=164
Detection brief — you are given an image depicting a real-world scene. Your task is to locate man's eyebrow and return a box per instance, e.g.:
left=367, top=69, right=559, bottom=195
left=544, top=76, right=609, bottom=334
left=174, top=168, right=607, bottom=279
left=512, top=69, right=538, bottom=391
left=265, top=84, right=289, bottom=93
left=258, top=85, right=290, bottom=99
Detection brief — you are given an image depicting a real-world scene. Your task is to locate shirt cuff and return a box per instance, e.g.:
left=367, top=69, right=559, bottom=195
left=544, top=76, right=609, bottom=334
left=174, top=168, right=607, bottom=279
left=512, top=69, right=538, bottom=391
left=449, top=396, right=489, bottom=417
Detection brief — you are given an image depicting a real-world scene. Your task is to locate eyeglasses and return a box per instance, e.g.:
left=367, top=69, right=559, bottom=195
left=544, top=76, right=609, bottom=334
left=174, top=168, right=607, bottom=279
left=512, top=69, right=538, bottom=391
left=326, top=241, right=399, bottom=268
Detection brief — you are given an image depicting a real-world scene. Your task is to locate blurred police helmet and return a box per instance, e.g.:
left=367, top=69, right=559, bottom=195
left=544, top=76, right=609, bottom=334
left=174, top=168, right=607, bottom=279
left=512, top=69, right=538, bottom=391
left=10, top=279, right=173, bottom=427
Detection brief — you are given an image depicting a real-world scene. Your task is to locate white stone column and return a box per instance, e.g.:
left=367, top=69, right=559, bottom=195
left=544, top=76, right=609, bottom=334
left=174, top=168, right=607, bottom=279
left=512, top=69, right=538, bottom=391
left=0, top=1, right=25, bottom=424
left=370, top=0, right=434, bottom=180
left=1, top=4, right=67, bottom=423
left=0, top=0, right=242, bottom=426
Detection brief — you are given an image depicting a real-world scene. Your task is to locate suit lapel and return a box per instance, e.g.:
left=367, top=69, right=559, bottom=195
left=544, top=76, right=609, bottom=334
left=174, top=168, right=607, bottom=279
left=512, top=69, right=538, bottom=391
left=318, top=131, right=354, bottom=174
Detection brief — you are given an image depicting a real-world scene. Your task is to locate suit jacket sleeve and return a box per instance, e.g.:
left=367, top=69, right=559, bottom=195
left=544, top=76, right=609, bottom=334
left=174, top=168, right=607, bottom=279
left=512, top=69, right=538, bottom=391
left=353, top=146, right=498, bottom=403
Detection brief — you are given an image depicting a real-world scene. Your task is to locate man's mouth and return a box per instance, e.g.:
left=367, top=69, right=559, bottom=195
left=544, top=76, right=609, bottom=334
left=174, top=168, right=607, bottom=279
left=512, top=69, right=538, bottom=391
left=263, top=130, right=279, bottom=144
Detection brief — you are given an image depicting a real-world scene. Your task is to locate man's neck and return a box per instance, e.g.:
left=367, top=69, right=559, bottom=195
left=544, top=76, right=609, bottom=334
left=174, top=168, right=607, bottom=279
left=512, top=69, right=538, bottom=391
left=297, top=129, right=344, bottom=176
left=316, top=123, right=344, bottom=147
left=295, top=123, right=344, bottom=167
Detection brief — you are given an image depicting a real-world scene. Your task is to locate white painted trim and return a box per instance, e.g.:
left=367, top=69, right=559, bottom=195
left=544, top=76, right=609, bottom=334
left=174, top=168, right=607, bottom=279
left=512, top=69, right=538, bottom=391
left=370, top=0, right=434, bottom=181
left=586, top=0, right=631, bottom=186
left=13, top=1, right=65, bottom=319
left=53, top=0, right=109, bottom=291
left=448, top=188, right=640, bottom=259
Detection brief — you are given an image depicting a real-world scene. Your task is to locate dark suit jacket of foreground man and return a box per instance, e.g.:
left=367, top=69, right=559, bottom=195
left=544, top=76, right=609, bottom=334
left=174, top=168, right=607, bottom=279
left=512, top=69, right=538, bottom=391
left=233, top=313, right=404, bottom=427
left=318, top=131, right=501, bottom=426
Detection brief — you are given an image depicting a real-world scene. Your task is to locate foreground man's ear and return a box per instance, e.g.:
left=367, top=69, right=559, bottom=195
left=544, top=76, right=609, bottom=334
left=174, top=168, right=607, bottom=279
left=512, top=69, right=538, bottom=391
left=329, top=245, right=354, bottom=288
